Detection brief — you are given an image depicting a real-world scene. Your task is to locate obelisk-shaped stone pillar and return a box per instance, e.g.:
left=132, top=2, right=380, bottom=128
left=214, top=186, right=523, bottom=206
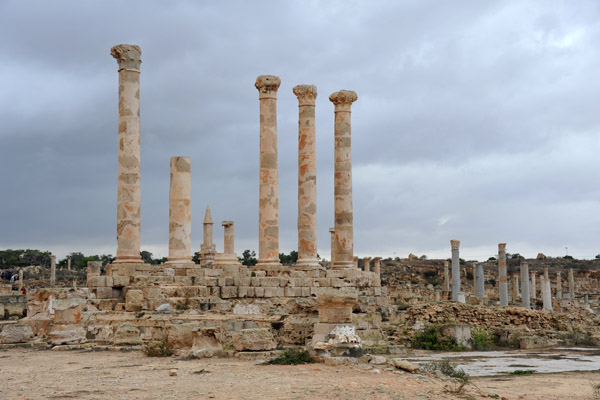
left=543, top=266, right=552, bottom=311
left=201, top=206, right=216, bottom=267
left=111, top=44, right=143, bottom=263
left=329, top=228, right=335, bottom=265
left=498, top=243, right=508, bottom=306
left=450, top=240, right=461, bottom=301
left=330, top=90, right=358, bottom=269
left=50, top=255, right=56, bottom=287
left=476, top=263, right=485, bottom=298
left=556, top=271, right=562, bottom=299
left=255, top=75, right=282, bottom=268
left=520, top=262, right=530, bottom=309
left=373, top=257, right=381, bottom=275
left=363, top=257, right=372, bottom=272
left=167, top=157, right=192, bottom=264
left=530, top=271, right=536, bottom=300
left=568, top=268, right=575, bottom=298
left=293, top=85, right=319, bottom=269
left=443, top=260, right=450, bottom=292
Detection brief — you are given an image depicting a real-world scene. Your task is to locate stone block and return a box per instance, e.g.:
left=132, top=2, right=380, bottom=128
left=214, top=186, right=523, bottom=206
left=204, top=269, right=221, bottom=277
left=105, top=276, right=114, bottom=287
left=206, top=278, right=218, bottom=287
left=87, top=261, right=102, bottom=278
left=264, top=287, right=284, bottom=297
left=301, top=287, right=310, bottom=297
left=49, top=324, right=86, bottom=345
left=254, top=287, right=265, bottom=297
left=317, top=278, right=331, bottom=287
left=142, top=286, right=162, bottom=299
left=97, top=299, right=118, bottom=311
left=174, top=277, right=193, bottom=285
left=234, top=277, right=251, bottom=287
left=166, top=323, right=194, bottom=349
left=87, top=276, right=105, bottom=288
left=192, top=327, right=222, bottom=355
left=95, top=287, right=114, bottom=299
left=238, top=286, right=254, bottom=298
left=125, top=289, right=144, bottom=312
left=112, top=275, right=130, bottom=287
left=231, top=328, right=276, bottom=351
left=331, top=278, right=344, bottom=288
left=0, top=324, right=33, bottom=344
left=210, top=287, right=220, bottom=297
left=221, top=286, right=238, bottom=299
left=54, top=304, right=82, bottom=325
left=285, top=287, right=302, bottom=297
left=114, top=323, right=142, bottom=345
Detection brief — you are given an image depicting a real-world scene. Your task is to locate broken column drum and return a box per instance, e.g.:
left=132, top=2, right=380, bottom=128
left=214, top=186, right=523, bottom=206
left=293, top=84, right=319, bottom=268
left=167, top=156, right=192, bottom=263
left=255, top=75, right=282, bottom=267
left=520, top=262, right=530, bottom=309
left=476, top=263, right=485, bottom=298
left=330, top=90, right=358, bottom=269
left=111, top=44, right=143, bottom=263
left=450, top=240, right=461, bottom=301
left=498, top=243, right=508, bottom=306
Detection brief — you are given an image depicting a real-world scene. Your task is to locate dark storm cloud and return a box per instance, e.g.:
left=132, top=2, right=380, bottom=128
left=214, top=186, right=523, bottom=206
left=1, top=0, right=599, bottom=260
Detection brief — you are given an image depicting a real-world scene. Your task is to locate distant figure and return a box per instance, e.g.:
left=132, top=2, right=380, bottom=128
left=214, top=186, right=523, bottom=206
left=21, top=286, right=26, bottom=295
left=10, top=273, right=17, bottom=283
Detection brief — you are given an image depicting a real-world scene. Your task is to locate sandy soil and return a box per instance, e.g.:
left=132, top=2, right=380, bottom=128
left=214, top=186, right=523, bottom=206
left=0, top=348, right=597, bottom=400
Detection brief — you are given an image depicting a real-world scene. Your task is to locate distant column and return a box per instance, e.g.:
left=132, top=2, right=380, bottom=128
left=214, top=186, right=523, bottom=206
left=530, top=271, right=537, bottom=300
left=472, top=262, right=477, bottom=294
left=556, top=271, right=562, bottom=299
left=520, top=262, right=530, bottom=309
left=200, top=206, right=216, bottom=267
left=167, top=156, right=192, bottom=264
left=111, top=44, right=143, bottom=263
left=67, top=258, right=71, bottom=271
left=222, top=221, right=236, bottom=255
left=373, top=257, right=381, bottom=275
left=511, top=274, right=519, bottom=302
left=476, top=263, right=485, bottom=298
left=330, top=90, right=358, bottom=269
left=329, top=228, right=335, bottom=266
left=293, top=84, right=319, bottom=269
left=18, top=269, right=23, bottom=289
left=255, top=75, right=282, bottom=268
left=568, top=268, right=575, bottom=298
left=450, top=240, right=461, bottom=301
left=363, top=257, right=372, bottom=272
left=50, top=255, right=56, bottom=287
left=498, top=243, right=508, bottom=306
left=443, top=261, right=450, bottom=292
left=543, top=266, right=552, bottom=311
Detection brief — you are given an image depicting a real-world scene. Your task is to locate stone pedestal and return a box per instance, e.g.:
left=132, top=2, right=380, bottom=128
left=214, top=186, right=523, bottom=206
left=520, top=262, right=530, bottom=309
left=450, top=240, right=460, bottom=301
left=475, top=263, right=485, bottom=298
left=330, top=90, right=358, bottom=269
left=255, top=75, right=282, bottom=268
left=167, top=157, right=192, bottom=264
left=293, top=84, right=319, bottom=269
left=200, top=206, right=216, bottom=267
left=111, top=44, right=143, bottom=263
left=498, top=243, right=508, bottom=306
left=50, top=255, right=56, bottom=287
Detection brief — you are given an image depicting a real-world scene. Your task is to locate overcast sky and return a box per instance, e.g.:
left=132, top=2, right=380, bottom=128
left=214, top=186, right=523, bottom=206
left=1, top=0, right=599, bottom=261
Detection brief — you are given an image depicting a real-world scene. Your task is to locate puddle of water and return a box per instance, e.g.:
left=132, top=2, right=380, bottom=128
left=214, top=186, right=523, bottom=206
left=406, top=348, right=600, bottom=376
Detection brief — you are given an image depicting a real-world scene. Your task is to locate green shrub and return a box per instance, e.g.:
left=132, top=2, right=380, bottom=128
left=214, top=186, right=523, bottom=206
left=143, top=339, right=173, bottom=357
left=510, top=369, right=534, bottom=375
left=561, top=330, right=597, bottom=346
left=471, top=327, right=493, bottom=350
left=396, top=301, right=409, bottom=311
left=412, top=324, right=466, bottom=351
left=422, top=359, right=470, bottom=382
left=263, top=349, right=316, bottom=365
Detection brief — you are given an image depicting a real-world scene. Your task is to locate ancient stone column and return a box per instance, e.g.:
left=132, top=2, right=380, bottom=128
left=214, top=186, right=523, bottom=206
left=511, top=274, right=518, bottom=302
left=543, top=266, right=553, bottom=311
left=330, top=90, right=358, bottom=269
left=212, top=221, right=241, bottom=267
left=450, top=240, right=461, bottom=301
left=111, top=44, right=143, bottom=263
left=515, top=274, right=520, bottom=297
left=472, top=262, right=477, bottom=294
left=255, top=75, right=282, bottom=268
left=530, top=271, right=536, bottom=300
left=443, top=260, right=450, bottom=292
left=293, top=84, right=319, bottom=269
left=18, top=269, right=23, bottom=289
left=329, top=228, right=335, bottom=265
left=167, top=157, right=192, bottom=264
left=353, top=256, right=359, bottom=268
left=50, top=255, right=56, bottom=287
left=476, top=263, right=485, bottom=298
left=556, top=271, right=562, bottom=299
left=222, top=221, right=235, bottom=254
left=520, top=262, right=530, bottom=309
left=498, top=243, right=508, bottom=306
left=200, top=206, right=216, bottom=267
left=568, top=268, right=575, bottom=298
left=67, top=258, right=71, bottom=271
left=363, top=257, right=372, bottom=272
left=373, top=257, right=381, bottom=275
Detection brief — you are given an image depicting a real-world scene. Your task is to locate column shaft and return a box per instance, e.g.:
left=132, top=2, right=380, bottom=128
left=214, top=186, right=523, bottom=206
left=498, top=243, right=508, bottom=306
left=476, top=263, right=485, bottom=298
left=451, top=240, right=461, bottom=301
left=556, top=271, right=562, bottom=299
left=530, top=271, right=536, bottom=300
left=373, top=257, right=381, bottom=275
left=443, top=261, right=450, bottom=292
left=568, top=268, right=575, bottom=298
left=520, top=262, right=530, bottom=308
left=50, top=255, right=56, bottom=287
left=329, top=228, right=335, bottom=266
left=167, top=157, right=192, bottom=263
left=223, top=221, right=235, bottom=254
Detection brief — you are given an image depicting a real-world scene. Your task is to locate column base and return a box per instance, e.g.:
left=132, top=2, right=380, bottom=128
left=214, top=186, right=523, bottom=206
left=331, top=261, right=356, bottom=270
left=254, top=257, right=282, bottom=270
left=113, top=255, right=144, bottom=264
left=165, top=257, right=193, bottom=264
left=213, top=253, right=242, bottom=267
left=294, top=258, right=322, bottom=271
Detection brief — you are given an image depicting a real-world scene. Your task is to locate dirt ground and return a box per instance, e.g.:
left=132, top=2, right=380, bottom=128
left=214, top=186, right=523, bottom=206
left=1, top=348, right=598, bottom=400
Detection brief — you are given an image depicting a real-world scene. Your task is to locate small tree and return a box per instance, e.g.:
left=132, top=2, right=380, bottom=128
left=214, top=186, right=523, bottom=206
left=239, top=250, right=257, bottom=266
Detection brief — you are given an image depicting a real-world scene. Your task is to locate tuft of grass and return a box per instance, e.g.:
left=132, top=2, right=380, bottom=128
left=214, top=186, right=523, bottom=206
left=396, top=301, right=409, bottom=311
left=593, top=382, right=600, bottom=399
left=510, top=369, right=535, bottom=375
left=262, top=349, right=316, bottom=365
left=422, top=359, right=470, bottom=394
left=471, top=327, right=494, bottom=351
left=142, top=339, right=173, bottom=357
left=412, top=324, right=466, bottom=351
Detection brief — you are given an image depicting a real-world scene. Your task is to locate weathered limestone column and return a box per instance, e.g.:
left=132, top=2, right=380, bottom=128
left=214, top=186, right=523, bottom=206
left=450, top=240, right=461, bottom=301
left=222, top=221, right=235, bottom=255
left=111, top=44, right=143, bottom=263
left=498, top=243, right=508, bottom=306
left=520, top=262, right=530, bottom=309
left=18, top=269, right=23, bottom=289
left=472, top=262, right=477, bottom=294
left=67, top=258, right=71, bottom=271
left=50, top=255, right=56, bottom=287
left=255, top=75, right=282, bottom=268
left=476, top=263, right=485, bottom=298
left=443, top=260, right=450, bottom=292
left=515, top=274, right=520, bottom=297
left=373, top=257, right=381, bottom=275
left=568, top=268, right=575, bottom=298
left=511, top=274, right=518, bottom=302
left=556, top=271, right=562, bottom=299
left=212, top=221, right=241, bottom=267
left=200, top=206, right=216, bottom=267
left=293, top=84, right=319, bottom=269
left=543, top=266, right=552, bottom=311
left=530, top=271, right=537, bottom=300
left=167, top=156, right=192, bottom=264
left=329, top=228, right=335, bottom=265
left=363, top=257, right=371, bottom=272
left=330, top=90, right=358, bottom=269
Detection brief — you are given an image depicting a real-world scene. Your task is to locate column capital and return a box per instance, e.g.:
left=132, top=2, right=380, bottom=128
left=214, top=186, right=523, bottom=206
left=293, top=84, right=317, bottom=106
left=450, top=240, right=460, bottom=250
left=222, top=220, right=234, bottom=228
left=255, top=75, right=281, bottom=99
left=111, top=44, right=142, bottom=71
left=498, top=242, right=506, bottom=252
left=329, top=90, right=357, bottom=111
left=329, top=227, right=335, bottom=233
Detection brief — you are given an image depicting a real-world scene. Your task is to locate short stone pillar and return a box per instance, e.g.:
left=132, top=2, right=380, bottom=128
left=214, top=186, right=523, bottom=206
left=50, top=255, right=56, bottom=287
left=373, top=257, right=381, bottom=275
left=530, top=271, right=537, bottom=300
left=363, top=257, right=371, bottom=272
left=443, top=260, right=450, bottom=292
left=498, top=243, right=508, bottom=306
left=293, top=84, right=319, bottom=269
left=213, top=221, right=241, bottom=267
left=167, top=156, right=192, bottom=264
left=450, top=240, right=461, bottom=301
left=330, top=90, right=358, bottom=269
left=111, top=44, right=143, bottom=264
left=556, top=271, right=562, bottom=299
left=520, top=262, right=530, bottom=309
left=475, top=263, right=485, bottom=298
left=329, top=228, right=335, bottom=265
left=568, top=268, right=575, bottom=298
left=255, top=75, right=282, bottom=268
left=67, top=258, right=71, bottom=271
left=200, top=206, right=216, bottom=267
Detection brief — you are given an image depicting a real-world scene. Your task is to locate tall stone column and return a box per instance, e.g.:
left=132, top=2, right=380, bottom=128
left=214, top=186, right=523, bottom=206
left=50, top=255, right=56, bottom=287
left=476, top=263, right=485, bottom=298
left=443, top=260, right=450, bottom=292
left=543, top=266, right=552, bottom=311
left=293, top=85, right=319, bottom=269
left=498, top=243, right=508, bottom=306
left=200, top=206, right=216, bottom=267
left=255, top=75, right=282, bottom=268
left=568, top=268, right=575, bottom=298
left=167, top=157, right=192, bottom=263
left=67, top=258, right=71, bottom=271
left=111, top=44, right=143, bottom=263
left=472, top=262, right=477, bottom=294
left=373, top=257, right=381, bottom=275
left=363, top=257, right=372, bottom=272
left=520, top=262, right=530, bottom=309
left=330, top=90, right=358, bottom=269
left=530, top=271, right=536, bottom=300
left=450, top=240, right=461, bottom=301
left=329, top=228, right=335, bottom=265
left=511, top=274, right=518, bottom=302
left=556, top=271, right=562, bottom=299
